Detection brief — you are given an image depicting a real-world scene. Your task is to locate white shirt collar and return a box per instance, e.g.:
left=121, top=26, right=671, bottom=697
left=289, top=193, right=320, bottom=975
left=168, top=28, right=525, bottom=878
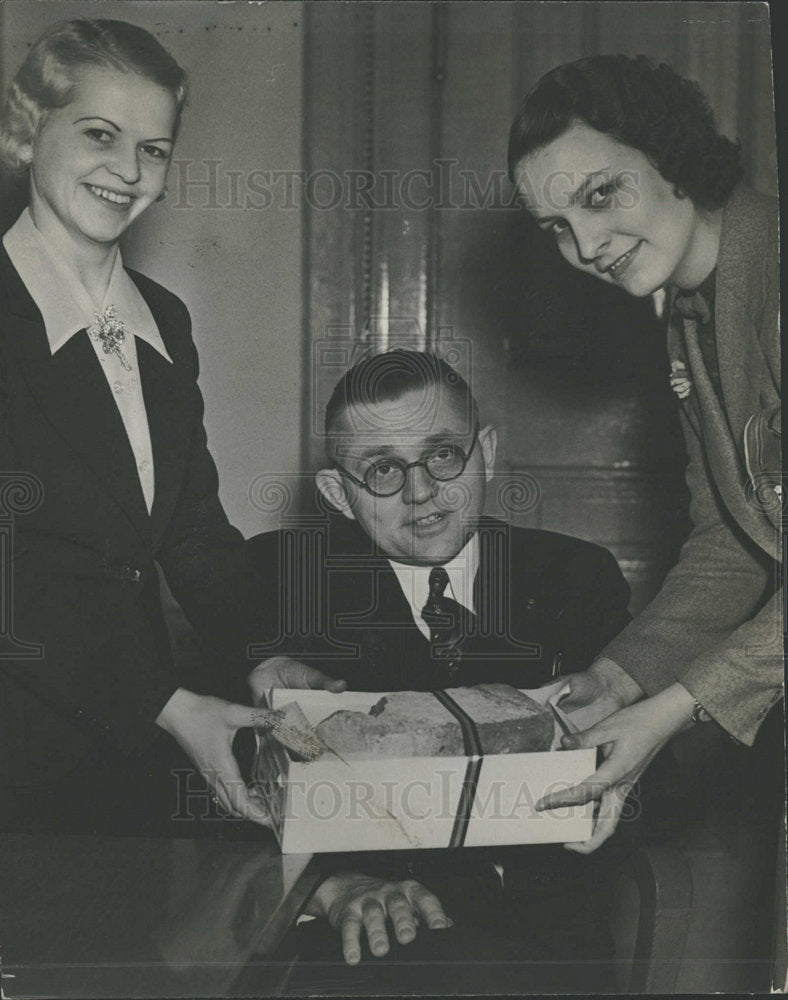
left=388, top=531, right=480, bottom=634
left=3, top=209, right=171, bottom=362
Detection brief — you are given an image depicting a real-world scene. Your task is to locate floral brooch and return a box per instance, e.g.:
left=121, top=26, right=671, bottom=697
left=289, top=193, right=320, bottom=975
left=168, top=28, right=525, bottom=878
left=669, top=360, right=692, bottom=400
left=88, top=304, right=132, bottom=371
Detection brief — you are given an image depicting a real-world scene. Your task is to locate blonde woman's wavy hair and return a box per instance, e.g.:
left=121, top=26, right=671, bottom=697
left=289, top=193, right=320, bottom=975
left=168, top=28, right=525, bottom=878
left=0, top=18, right=187, bottom=173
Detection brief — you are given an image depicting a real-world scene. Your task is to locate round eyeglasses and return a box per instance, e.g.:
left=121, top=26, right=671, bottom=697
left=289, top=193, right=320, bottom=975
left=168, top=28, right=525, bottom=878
left=334, top=426, right=480, bottom=497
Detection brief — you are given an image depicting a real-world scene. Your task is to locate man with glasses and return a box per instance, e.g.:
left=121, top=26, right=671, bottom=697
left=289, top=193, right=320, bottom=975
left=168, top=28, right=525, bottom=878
left=247, top=349, right=632, bottom=992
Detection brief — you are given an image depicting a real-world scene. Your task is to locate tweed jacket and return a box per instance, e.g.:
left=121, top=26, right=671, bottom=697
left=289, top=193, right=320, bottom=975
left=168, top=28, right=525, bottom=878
left=0, top=246, right=256, bottom=785
left=604, top=187, right=782, bottom=744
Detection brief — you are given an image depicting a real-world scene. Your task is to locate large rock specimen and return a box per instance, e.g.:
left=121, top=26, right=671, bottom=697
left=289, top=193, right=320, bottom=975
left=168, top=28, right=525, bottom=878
left=315, top=683, right=555, bottom=759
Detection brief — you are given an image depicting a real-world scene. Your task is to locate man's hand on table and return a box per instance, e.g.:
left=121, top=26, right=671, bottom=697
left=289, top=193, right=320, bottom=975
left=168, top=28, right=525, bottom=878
left=247, top=655, right=347, bottom=705
left=304, top=871, right=452, bottom=965
left=539, top=664, right=696, bottom=853
left=155, top=688, right=271, bottom=827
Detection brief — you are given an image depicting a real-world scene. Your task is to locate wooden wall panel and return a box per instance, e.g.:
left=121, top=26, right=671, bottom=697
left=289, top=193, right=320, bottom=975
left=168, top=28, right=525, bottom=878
left=302, top=2, right=775, bottom=613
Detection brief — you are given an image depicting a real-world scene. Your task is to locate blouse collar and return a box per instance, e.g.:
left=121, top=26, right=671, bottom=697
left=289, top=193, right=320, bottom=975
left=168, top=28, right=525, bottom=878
left=2, top=209, right=171, bottom=362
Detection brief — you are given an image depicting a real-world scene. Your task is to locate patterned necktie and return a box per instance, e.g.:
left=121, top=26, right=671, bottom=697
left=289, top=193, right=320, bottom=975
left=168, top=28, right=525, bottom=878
left=420, top=566, right=467, bottom=688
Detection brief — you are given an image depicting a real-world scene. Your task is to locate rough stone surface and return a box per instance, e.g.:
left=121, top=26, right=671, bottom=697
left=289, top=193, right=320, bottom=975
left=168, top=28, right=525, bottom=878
left=315, top=684, right=555, bottom=759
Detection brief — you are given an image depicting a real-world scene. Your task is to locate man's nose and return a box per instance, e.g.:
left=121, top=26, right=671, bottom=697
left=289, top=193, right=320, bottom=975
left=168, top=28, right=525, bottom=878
left=401, top=463, right=435, bottom=505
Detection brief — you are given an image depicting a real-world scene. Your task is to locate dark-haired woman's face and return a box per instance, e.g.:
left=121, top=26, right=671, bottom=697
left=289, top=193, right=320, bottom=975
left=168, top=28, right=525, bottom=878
left=22, top=66, right=176, bottom=253
left=515, top=123, right=709, bottom=295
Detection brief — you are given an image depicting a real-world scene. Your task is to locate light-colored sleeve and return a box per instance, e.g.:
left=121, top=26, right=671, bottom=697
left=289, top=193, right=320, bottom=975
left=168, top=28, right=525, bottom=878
left=602, top=403, right=783, bottom=746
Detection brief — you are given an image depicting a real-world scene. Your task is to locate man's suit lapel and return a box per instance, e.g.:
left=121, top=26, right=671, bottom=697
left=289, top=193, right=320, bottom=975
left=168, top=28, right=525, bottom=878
left=1, top=252, right=151, bottom=539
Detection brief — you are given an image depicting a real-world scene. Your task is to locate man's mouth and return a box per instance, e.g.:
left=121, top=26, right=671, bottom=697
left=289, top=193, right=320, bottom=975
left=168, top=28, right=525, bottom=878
left=412, top=511, right=445, bottom=529
left=606, top=240, right=643, bottom=278
left=86, top=184, right=134, bottom=207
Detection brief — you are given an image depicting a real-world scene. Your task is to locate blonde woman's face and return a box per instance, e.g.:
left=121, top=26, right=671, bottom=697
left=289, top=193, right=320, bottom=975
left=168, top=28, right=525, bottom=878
left=23, top=65, right=176, bottom=252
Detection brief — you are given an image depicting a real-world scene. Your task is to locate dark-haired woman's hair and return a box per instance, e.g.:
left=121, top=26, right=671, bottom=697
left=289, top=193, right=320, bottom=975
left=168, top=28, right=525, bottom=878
left=0, top=19, right=187, bottom=172
left=508, top=54, right=743, bottom=211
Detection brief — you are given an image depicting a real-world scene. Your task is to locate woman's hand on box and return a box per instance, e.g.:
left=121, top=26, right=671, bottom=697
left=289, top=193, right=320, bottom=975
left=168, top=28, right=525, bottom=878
left=536, top=682, right=696, bottom=852
left=247, top=656, right=347, bottom=705
left=556, top=656, right=645, bottom=732
left=155, top=687, right=271, bottom=826
left=305, top=871, right=452, bottom=964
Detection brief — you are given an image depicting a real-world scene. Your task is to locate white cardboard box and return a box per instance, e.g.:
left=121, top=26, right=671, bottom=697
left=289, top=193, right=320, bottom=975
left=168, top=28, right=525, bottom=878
left=252, top=682, right=595, bottom=854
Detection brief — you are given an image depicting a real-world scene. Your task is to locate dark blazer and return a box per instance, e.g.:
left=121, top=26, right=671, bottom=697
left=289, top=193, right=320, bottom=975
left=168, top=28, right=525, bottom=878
left=604, top=187, right=782, bottom=745
left=0, top=245, right=255, bottom=785
left=247, top=512, right=631, bottom=692
left=247, top=512, right=631, bottom=897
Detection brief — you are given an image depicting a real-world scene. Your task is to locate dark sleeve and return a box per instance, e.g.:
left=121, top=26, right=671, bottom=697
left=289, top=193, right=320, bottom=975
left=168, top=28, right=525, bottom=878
left=152, top=315, right=260, bottom=700
left=244, top=526, right=352, bottom=680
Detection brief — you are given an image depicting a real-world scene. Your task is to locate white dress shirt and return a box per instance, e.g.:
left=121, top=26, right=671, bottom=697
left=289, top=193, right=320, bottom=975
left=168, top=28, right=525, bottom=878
left=3, top=209, right=173, bottom=513
left=388, top=532, right=480, bottom=639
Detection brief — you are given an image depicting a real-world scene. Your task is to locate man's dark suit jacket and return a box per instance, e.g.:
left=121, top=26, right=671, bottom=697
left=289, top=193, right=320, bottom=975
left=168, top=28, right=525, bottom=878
left=247, top=512, right=631, bottom=692
left=248, top=512, right=631, bottom=982
left=1, top=245, right=255, bottom=788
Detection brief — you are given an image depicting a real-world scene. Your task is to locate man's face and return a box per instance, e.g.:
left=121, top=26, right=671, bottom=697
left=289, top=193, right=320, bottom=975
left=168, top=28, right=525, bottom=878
left=319, top=387, right=496, bottom=565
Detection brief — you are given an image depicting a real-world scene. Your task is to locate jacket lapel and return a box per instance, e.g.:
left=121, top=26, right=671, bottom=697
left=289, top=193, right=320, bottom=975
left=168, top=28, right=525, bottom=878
left=2, top=249, right=151, bottom=539
left=713, top=189, right=767, bottom=450
left=681, top=318, right=774, bottom=556
left=136, top=337, right=195, bottom=547
left=678, top=189, right=778, bottom=557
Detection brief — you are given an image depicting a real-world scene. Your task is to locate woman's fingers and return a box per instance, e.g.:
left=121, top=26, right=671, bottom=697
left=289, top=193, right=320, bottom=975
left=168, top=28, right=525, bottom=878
left=564, top=783, right=631, bottom=854
left=361, top=899, right=390, bottom=957
left=223, top=780, right=271, bottom=827
left=303, top=665, right=348, bottom=692
left=210, top=747, right=271, bottom=827
left=557, top=670, right=603, bottom=710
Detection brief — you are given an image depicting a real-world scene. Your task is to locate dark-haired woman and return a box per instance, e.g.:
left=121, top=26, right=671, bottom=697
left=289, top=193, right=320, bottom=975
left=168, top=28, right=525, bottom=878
left=507, top=55, right=781, bottom=850
left=0, top=19, right=341, bottom=835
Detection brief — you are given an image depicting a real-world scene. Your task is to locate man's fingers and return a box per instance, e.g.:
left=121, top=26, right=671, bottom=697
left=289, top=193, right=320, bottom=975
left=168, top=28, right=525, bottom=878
left=408, top=883, right=451, bottom=930
left=361, top=899, right=390, bottom=957
left=564, top=785, right=630, bottom=854
left=385, top=892, right=417, bottom=944
left=340, top=915, right=363, bottom=965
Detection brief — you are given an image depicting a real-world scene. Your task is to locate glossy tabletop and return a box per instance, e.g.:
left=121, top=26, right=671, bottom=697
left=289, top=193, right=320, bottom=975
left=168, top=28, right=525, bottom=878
left=0, top=831, right=320, bottom=998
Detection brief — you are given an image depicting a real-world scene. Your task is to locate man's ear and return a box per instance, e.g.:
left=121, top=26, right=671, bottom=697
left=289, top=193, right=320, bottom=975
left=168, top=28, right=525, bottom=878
left=478, top=425, right=497, bottom=482
left=316, top=468, right=356, bottom=520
